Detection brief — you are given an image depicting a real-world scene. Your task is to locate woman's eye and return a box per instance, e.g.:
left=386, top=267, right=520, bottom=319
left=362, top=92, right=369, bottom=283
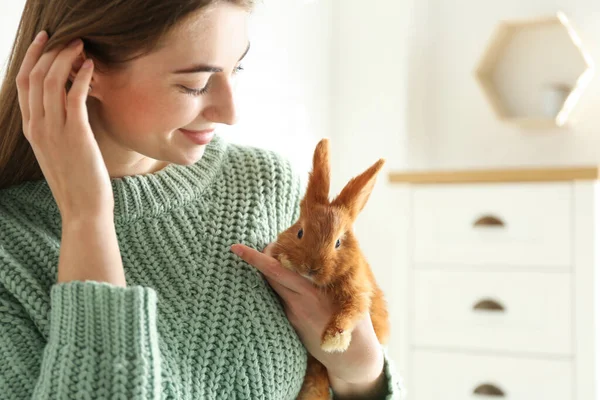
left=179, top=85, right=209, bottom=97
left=179, top=66, right=243, bottom=96
left=297, top=228, right=303, bottom=239
left=233, top=64, right=244, bottom=74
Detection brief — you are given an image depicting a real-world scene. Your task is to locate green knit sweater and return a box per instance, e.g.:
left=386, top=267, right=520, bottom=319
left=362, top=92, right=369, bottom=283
left=0, top=134, right=404, bottom=399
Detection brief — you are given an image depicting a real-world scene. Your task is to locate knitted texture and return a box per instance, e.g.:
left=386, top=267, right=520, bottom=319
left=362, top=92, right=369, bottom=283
left=0, top=134, right=404, bottom=399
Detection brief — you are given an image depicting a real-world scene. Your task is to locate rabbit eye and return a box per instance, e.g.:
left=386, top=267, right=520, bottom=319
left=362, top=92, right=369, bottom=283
left=335, top=239, right=341, bottom=249
left=297, top=228, right=304, bottom=239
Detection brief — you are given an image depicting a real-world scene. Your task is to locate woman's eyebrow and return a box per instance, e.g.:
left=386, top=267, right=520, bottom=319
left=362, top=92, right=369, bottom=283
left=172, top=42, right=251, bottom=74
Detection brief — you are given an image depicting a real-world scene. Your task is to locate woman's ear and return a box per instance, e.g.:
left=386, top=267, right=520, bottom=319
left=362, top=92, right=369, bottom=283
left=69, top=51, right=98, bottom=98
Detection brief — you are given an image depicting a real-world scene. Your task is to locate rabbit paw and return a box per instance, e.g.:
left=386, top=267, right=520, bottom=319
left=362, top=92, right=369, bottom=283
left=321, top=326, right=352, bottom=353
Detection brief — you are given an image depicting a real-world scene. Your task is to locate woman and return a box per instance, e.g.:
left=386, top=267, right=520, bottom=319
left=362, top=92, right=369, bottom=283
left=0, top=0, right=404, bottom=398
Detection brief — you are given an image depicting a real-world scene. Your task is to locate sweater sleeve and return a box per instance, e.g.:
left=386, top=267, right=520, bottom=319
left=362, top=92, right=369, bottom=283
left=380, top=346, right=406, bottom=399
left=0, top=280, right=162, bottom=399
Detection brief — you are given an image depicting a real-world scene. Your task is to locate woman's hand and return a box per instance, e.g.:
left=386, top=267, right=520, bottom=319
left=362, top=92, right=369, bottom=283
left=231, top=243, right=387, bottom=397
left=16, top=31, right=113, bottom=221
left=17, top=31, right=126, bottom=288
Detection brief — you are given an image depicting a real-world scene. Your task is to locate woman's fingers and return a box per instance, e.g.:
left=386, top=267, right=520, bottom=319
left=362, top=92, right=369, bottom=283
left=263, top=243, right=276, bottom=257
left=231, top=244, right=310, bottom=294
left=15, top=31, right=48, bottom=127
left=265, top=276, right=295, bottom=302
left=28, top=45, right=63, bottom=123
left=44, top=39, right=84, bottom=128
left=67, top=57, right=94, bottom=122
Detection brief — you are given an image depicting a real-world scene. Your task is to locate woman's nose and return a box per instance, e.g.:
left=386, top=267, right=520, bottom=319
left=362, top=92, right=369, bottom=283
left=202, top=75, right=237, bottom=125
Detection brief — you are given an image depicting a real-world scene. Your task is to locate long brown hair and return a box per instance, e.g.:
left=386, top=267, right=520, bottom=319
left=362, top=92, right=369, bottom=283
left=0, top=0, right=253, bottom=189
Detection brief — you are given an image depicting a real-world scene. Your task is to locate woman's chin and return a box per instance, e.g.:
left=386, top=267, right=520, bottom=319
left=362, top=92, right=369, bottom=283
left=175, top=145, right=207, bottom=165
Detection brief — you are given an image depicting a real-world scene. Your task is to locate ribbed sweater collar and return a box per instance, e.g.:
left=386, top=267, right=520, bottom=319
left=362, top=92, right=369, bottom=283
left=4, top=134, right=229, bottom=224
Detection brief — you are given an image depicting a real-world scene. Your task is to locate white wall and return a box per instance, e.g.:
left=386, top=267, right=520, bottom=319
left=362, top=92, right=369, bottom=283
left=223, top=0, right=332, bottom=180
left=0, top=2, right=25, bottom=82
left=416, top=0, right=600, bottom=169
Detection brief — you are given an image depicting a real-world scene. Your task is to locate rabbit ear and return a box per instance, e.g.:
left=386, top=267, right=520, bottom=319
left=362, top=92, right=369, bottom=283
left=331, top=158, right=385, bottom=219
left=302, top=138, right=331, bottom=206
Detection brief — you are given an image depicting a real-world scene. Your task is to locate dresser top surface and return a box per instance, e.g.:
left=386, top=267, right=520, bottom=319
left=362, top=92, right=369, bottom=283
left=388, top=166, right=600, bottom=184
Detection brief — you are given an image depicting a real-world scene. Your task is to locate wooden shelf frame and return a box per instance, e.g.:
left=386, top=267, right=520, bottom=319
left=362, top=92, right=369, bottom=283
left=474, top=11, right=595, bottom=128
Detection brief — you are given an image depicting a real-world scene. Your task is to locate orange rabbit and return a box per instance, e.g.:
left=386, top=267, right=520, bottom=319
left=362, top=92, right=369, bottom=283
left=271, top=138, right=390, bottom=400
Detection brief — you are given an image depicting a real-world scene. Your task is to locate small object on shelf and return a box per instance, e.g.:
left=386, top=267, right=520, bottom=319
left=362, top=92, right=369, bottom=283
left=542, top=83, right=571, bottom=118
left=474, top=11, right=594, bottom=129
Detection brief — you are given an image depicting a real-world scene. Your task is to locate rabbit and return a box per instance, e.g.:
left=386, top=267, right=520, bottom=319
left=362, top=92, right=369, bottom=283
left=270, top=138, right=390, bottom=400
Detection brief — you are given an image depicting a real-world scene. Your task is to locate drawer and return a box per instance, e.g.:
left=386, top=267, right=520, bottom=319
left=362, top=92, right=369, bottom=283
left=412, top=269, right=572, bottom=355
left=412, top=183, right=572, bottom=269
left=412, top=350, right=573, bottom=400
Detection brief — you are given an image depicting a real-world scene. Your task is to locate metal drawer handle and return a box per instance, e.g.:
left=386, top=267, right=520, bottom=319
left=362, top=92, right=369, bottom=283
left=473, top=215, right=505, bottom=228
left=473, top=383, right=505, bottom=397
left=473, top=298, right=505, bottom=312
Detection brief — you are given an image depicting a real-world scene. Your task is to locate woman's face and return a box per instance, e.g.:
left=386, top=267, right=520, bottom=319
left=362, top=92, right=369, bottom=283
left=86, top=3, right=250, bottom=177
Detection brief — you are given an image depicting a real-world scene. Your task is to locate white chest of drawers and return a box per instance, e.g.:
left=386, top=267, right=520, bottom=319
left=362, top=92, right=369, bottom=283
left=389, top=167, right=600, bottom=400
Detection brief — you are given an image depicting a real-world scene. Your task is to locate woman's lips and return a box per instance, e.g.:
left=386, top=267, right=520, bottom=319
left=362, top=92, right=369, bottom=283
left=179, top=128, right=215, bottom=145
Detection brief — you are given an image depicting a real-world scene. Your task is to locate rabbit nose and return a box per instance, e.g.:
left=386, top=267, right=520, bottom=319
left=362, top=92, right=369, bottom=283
left=307, top=265, right=322, bottom=276
left=301, top=264, right=315, bottom=276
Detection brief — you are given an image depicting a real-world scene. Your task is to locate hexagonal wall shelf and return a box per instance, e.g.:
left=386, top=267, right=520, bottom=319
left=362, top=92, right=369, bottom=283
left=475, top=11, right=594, bottom=128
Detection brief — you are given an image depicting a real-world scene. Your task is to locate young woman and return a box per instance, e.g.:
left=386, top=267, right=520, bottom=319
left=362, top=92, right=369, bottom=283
left=0, top=0, right=404, bottom=398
